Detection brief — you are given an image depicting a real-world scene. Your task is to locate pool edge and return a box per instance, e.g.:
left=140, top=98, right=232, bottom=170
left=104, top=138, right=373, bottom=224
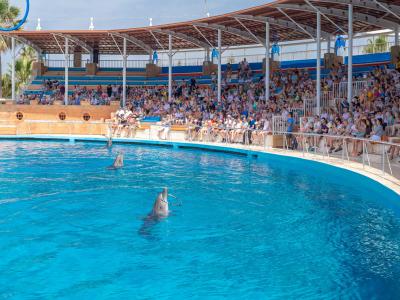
left=1, top=134, right=399, bottom=197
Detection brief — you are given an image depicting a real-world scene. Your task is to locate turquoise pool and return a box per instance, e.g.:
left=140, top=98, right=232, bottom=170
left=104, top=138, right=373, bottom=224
left=0, top=140, right=399, bottom=299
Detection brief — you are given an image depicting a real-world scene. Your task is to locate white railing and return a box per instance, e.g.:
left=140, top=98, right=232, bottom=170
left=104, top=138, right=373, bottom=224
left=106, top=123, right=400, bottom=183
left=303, top=91, right=340, bottom=116
left=98, top=60, right=150, bottom=69
left=272, top=115, right=287, bottom=134
left=332, top=80, right=369, bottom=99
left=44, top=59, right=88, bottom=68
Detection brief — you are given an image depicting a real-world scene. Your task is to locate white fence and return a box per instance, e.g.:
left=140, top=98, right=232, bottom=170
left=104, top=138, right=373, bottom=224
left=98, top=60, right=150, bottom=69
left=333, top=80, right=369, bottom=99
left=303, top=91, right=336, bottom=116
left=272, top=116, right=287, bottom=134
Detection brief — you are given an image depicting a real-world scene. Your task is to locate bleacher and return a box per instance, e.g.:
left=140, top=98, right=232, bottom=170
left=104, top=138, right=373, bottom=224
left=24, top=52, right=392, bottom=97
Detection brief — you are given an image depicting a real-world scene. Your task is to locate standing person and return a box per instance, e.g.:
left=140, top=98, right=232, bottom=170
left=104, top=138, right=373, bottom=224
left=107, top=85, right=112, bottom=98
left=287, top=112, right=297, bottom=149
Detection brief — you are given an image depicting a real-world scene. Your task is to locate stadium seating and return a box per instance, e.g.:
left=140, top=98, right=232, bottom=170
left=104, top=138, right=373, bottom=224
left=24, top=52, right=392, bottom=96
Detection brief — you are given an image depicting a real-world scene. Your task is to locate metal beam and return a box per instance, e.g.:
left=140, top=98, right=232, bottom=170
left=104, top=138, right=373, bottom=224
left=234, top=14, right=331, bottom=40
left=316, top=11, right=321, bottom=115
left=109, top=32, right=153, bottom=55
left=52, top=33, right=64, bottom=54
left=64, top=37, right=69, bottom=106
left=234, top=17, right=265, bottom=46
left=348, top=4, right=353, bottom=106
left=192, top=25, right=214, bottom=48
left=122, top=37, right=127, bottom=107
left=168, top=34, right=173, bottom=102
left=372, top=0, right=400, bottom=21
left=193, top=22, right=265, bottom=45
left=52, top=33, right=93, bottom=54
left=217, top=29, right=222, bottom=103
left=110, top=34, right=123, bottom=56
left=277, top=7, right=316, bottom=40
left=149, top=30, right=165, bottom=51
left=275, top=3, right=398, bottom=30
left=304, top=0, right=346, bottom=34
left=265, top=22, right=270, bottom=102
left=11, top=37, right=15, bottom=102
left=312, top=0, right=400, bottom=17
left=153, top=29, right=210, bottom=49
left=2, top=35, right=42, bottom=55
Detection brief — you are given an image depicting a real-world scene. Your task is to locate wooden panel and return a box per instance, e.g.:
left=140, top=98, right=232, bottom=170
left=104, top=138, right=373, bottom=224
left=0, top=103, right=119, bottom=122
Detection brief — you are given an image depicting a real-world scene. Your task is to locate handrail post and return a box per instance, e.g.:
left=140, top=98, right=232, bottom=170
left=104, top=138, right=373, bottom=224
left=382, top=144, right=385, bottom=175
left=362, top=141, right=365, bottom=169
left=342, top=137, right=345, bottom=162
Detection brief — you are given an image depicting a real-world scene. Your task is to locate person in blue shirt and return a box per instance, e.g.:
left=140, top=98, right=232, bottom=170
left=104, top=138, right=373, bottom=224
left=287, top=113, right=294, bottom=133
left=287, top=113, right=297, bottom=149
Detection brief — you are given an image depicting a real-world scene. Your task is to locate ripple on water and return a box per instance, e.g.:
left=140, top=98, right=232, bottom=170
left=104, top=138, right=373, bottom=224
left=0, top=141, right=399, bottom=299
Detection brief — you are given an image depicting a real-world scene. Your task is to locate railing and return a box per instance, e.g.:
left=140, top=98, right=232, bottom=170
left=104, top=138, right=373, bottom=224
left=98, top=60, right=150, bottom=69
left=12, top=119, right=398, bottom=184
left=44, top=59, right=88, bottom=68
left=277, top=132, right=399, bottom=182
left=272, top=116, right=287, bottom=134
left=41, top=32, right=395, bottom=70
left=108, top=123, right=400, bottom=183
left=333, top=80, right=369, bottom=99
left=303, top=92, right=335, bottom=116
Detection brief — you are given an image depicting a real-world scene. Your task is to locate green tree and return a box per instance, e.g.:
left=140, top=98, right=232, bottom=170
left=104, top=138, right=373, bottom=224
left=15, top=47, right=35, bottom=92
left=363, top=35, right=389, bottom=54
left=1, top=72, right=10, bottom=98
left=0, top=0, right=21, bottom=98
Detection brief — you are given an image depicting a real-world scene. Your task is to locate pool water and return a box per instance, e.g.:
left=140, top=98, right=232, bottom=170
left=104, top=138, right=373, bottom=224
left=0, top=140, right=399, bottom=299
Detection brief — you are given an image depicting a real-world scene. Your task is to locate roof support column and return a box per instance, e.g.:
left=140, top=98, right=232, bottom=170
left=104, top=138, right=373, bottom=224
left=265, top=22, right=270, bottom=102
left=11, top=37, right=15, bottom=103
left=64, top=37, right=69, bottom=105
left=395, top=26, right=399, bottom=46
left=217, top=29, right=222, bottom=103
left=327, top=36, right=331, bottom=54
left=122, top=37, right=127, bottom=108
left=316, top=11, right=321, bottom=116
left=347, top=4, right=353, bottom=107
left=168, top=34, right=173, bottom=102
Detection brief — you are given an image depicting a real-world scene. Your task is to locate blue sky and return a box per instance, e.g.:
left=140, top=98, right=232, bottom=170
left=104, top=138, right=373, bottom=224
left=3, top=0, right=271, bottom=72
left=14, top=0, right=270, bottom=30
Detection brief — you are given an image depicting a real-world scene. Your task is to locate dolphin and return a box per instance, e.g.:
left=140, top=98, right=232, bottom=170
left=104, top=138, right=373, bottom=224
left=138, top=188, right=170, bottom=238
left=107, top=153, right=124, bottom=170
left=150, top=188, right=169, bottom=218
left=106, top=137, right=113, bottom=148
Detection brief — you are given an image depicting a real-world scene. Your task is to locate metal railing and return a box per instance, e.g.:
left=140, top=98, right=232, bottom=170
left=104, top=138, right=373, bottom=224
left=108, top=123, right=400, bottom=184
left=41, top=32, right=395, bottom=69
left=98, top=60, right=150, bottom=69
left=333, top=80, right=369, bottom=99
left=277, top=132, right=399, bottom=181
left=44, top=59, right=87, bottom=68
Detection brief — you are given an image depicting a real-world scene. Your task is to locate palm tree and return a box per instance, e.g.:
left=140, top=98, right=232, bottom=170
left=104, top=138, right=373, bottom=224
left=363, top=35, right=389, bottom=54
left=14, top=46, right=36, bottom=92
left=0, top=0, right=21, bottom=98
left=1, top=72, right=11, bottom=98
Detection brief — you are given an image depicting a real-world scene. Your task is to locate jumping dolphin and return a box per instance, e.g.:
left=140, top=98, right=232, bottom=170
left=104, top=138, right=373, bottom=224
left=107, top=153, right=124, bottom=170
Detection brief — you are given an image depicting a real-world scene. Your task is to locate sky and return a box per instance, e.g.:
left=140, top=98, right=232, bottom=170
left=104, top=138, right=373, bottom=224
left=2, top=0, right=271, bottom=72
left=14, top=0, right=270, bottom=30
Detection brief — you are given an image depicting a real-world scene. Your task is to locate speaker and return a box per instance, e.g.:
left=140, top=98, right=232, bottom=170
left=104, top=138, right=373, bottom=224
left=390, top=45, right=400, bottom=64
left=324, top=53, right=343, bottom=69
left=93, top=49, right=99, bottom=64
